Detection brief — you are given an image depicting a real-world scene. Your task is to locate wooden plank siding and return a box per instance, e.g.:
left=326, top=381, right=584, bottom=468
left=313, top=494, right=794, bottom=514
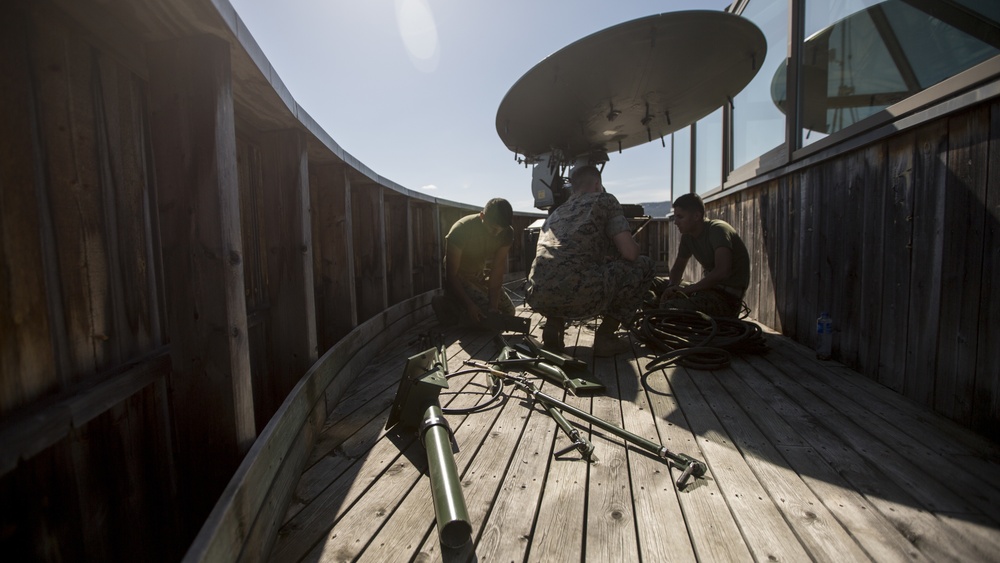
left=310, top=164, right=358, bottom=351
left=235, top=134, right=274, bottom=431
left=411, top=200, right=441, bottom=295
left=978, top=102, right=1000, bottom=439
left=878, top=131, right=917, bottom=395
left=185, top=294, right=435, bottom=562
left=30, top=11, right=108, bottom=380
left=350, top=180, right=388, bottom=323
left=700, top=102, right=1000, bottom=440
left=147, top=33, right=257, bottom=532
left=384, top=189, right=414, bottom=306
left=935, top=107, right=989, bottom=424
left=260, top=128, right=319, bottom=421
left=1, top=3, right=59, bottom=411
left=0, top=353, right=179, bottom=559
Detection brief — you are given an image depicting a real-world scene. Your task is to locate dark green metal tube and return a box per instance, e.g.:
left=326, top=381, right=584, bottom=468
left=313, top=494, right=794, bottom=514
left=507, top=377, right=596, bottom=461
left=531, top=386, right=706, bottom=486
left=528, top=387, right=682, bottom=464
left=524, top=360, right=568, bottom=384
left=538, top=391, right=657, bottom=449
left=420, top=405, right=471, bottom=548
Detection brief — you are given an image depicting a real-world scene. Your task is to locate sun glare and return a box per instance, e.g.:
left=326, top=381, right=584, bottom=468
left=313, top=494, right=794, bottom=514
left=395, top=0, right=439, bottom=72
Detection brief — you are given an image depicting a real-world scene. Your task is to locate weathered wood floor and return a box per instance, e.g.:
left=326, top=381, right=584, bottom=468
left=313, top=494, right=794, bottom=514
left=269, top=302, right=1000, bottom=562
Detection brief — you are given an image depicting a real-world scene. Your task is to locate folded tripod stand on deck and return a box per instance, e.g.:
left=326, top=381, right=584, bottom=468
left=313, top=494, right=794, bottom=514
left=466, top=339, right=708, bottom=490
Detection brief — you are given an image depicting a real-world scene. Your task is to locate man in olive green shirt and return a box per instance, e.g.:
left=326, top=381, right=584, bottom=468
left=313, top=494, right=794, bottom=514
left=660, top=193, right=749, bottom=318
left=436, top=198, right=516, bottom=325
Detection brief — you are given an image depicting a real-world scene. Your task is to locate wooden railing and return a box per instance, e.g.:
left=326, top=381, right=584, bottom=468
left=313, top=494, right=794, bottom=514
left=183, top=293, right=436, bottom=561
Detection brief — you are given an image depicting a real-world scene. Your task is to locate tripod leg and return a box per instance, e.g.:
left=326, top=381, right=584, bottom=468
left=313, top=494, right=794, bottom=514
left=541, top=401, right=597, bottom=462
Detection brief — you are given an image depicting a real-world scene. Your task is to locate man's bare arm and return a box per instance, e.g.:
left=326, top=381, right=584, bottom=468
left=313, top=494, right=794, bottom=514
left=612, top=230, right=641, bottom=262
left=678, top=246, right=733, bottom=294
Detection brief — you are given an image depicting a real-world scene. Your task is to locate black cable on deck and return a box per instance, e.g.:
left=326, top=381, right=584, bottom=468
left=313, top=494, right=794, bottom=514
left=630, top=308, right=768, bottom=377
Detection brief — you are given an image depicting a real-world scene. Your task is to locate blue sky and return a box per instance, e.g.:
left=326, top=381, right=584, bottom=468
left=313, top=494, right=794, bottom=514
left=229, top=0, right=734, bottom=211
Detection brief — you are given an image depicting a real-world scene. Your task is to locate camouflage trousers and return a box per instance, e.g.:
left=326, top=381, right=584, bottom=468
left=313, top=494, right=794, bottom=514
left=526, top=256, right=654, bottom=323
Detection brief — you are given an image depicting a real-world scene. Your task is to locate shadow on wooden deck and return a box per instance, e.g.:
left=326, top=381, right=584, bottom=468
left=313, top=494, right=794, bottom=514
left=270, top=286, right=1000, bottom=562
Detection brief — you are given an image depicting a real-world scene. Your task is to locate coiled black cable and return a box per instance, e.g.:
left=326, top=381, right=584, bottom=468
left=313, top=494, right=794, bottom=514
left=636, top=309, right=717, bottom=350
left=631, top=308, right=768, bottom=375
left=440, top=368, right=506, bottom=415
left=713, top=316, right=769, bottom=354
left=644, top=346, right=732, bottom=372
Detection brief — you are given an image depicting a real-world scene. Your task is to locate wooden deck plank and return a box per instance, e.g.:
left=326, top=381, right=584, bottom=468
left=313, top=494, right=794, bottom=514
left=270, top=430, right=415, bottom=560
left=687, top=364, right=872, bottom=562
left=296, top=330, right=510, bottom=562
left=271, top=327, right=497, bottom=560
left=746, top=343, right=995, bottom=562
left=761, top=337, right=1000, bottom=560
left=525, top=321, right=591, bottom=563
left=614, top=343, right=697, bottom=563
left=635, top=351, right=755, bottom=561
left=584, top=347, right=640, bottom=562
left=284, top=412, right=395, bottom=523
left=335, top=383, right=512, bottom=561
left=768, top=332, right=1000, bottom=471
left=296, top=356, right=413, bottom=490
left=473, top=395, right=558, bottom=561
left=307, top=341, right=420, bottom=460
left=304, top=440, right=426, bottom=563
left=723, top=355, right=931, bottom=563
left=475, top=322, right=578, bottom=562
left=761, top=343, right=1000, bottom=530
left=402, top=380, right=552, bottom=562
left=409, top=311, right=551, bottom=563
left=283, top=326, right=448, bottom=522
left=666, top=364, right=813, bottom=562
left=270, top=308, right=1000, bottom=562
left=764, top=337, right=1000, bottom=524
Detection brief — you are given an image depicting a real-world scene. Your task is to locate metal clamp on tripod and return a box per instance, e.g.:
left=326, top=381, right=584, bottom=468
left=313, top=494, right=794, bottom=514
left=490, top=335, right=606, bottom=396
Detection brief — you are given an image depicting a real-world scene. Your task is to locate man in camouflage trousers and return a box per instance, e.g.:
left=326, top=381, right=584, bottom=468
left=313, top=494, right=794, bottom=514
left=526, top=165, right=654, bottom=357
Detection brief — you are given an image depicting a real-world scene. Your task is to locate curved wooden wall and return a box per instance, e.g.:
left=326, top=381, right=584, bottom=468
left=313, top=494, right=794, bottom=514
left=185, top=293, right=437, bottom=562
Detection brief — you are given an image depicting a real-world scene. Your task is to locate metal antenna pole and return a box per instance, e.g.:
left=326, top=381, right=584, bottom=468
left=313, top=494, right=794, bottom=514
left=387, top=348, right=472, bottom=547
left=468, top=359, right=708, bottom=489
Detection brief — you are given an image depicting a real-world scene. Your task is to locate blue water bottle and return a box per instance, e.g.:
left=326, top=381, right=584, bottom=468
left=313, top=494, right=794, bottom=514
left=816, top=312, right=833, bottom=360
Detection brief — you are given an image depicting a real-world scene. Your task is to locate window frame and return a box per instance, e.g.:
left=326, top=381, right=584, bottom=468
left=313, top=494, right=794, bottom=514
left=675, top=0, right=1000, bottom=209
left=722, top=0, right=1000, bottom=190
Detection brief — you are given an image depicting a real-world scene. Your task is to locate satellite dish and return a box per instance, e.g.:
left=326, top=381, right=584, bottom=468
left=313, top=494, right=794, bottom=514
left=496, top=10, right=766, bottom=164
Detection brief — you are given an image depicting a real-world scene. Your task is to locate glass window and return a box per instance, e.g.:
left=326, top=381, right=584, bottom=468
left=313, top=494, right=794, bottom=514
left=954, top=0, right=1000, bottom=31
left=800, top=0, right=1000, bottom=145
left=671, top=126, right=691, bottom=200
left=732, top=0, right=789, bottom=171
left=695, top=108, right=723, bottom=194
